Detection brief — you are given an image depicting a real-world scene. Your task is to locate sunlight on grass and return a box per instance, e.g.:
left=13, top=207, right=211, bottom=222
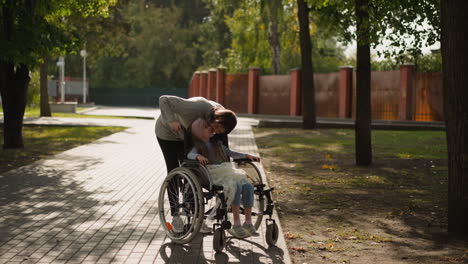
left=0, top=126, right=126, bottom=174
left=255, top=128, right=446, bottom=160
left=15, top=106, right=138, bottom=119
left=254, top=127, right=449, bottom=218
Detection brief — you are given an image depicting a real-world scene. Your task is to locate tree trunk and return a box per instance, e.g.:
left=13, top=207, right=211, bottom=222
left=268, top=20, right=281, bottom=74
left=355, top=0, right=372, bottom=166
left=267, top=0, right=281, bottom=75
left=297, top=0, right=316, bottom=129
left=0, top=61, right=30, bottom=149
left=440, top=0, right=468, bottom=237
left=40, top=56, right=52, bottom=117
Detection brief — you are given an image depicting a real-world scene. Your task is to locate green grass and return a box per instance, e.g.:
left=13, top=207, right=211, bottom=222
left=0, top=126, right=126, bottom=174
left=1, top=106, right=141, bottom=119
left=255, top=128, right=447, bottom=160
left=254, top=128, right=449, bottom=219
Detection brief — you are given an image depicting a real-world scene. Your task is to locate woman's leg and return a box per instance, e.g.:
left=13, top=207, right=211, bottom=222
left=157, top=137, right=185, bottom=216
left=157, top=137, right=185, bottom=172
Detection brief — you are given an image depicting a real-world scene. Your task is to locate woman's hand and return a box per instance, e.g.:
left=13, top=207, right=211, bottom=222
left=169, top=121, right=182, bottom=132
left=196, top=155, right=209, bottom=165
left=246, top=154, right=260, bottom=162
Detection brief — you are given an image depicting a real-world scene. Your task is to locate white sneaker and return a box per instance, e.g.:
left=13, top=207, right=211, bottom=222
left=243, top=223, right=259, bottom=237
left=228, top=225, right=249, bottom=238
left=171, top=216, right=184, bottom=233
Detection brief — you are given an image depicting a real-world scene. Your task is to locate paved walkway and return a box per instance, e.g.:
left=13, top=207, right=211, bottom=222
left=0, top=107, right=291, bottom=264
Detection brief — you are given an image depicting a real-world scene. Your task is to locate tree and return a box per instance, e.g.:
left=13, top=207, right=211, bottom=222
left=440, top=0, right=468, bottom=237
left=319, top=0, right=439, bottom=165
left=261, top=0, right=283, bottom=74
left=0, top=0, right=114, bottom=148
left=354, top=0, right=372, bottom=165
left=88, top=3, right=200, bottom=89
left=39, top=56, right=51, bottom=117
left=297, top=0, right=316, bottom=129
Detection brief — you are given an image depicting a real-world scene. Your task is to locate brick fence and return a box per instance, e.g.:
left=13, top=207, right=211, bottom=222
left=189, top=65, right=443, bottom=122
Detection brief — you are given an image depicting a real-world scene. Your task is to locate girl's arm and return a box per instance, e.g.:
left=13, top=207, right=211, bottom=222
left=222, top=145, right=246, bottom=159
left=222, top=145, right=260, bottom=162
left=187, top=147, right=209, bottom=165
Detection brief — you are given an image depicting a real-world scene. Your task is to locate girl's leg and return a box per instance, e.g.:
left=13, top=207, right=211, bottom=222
left=241, top=183, right=255, bottom=224
left=232, top=205, right=241, bottom=226
left=232, top=182, right=242, bottom=226
left=229, top=183, right=248, bottom=237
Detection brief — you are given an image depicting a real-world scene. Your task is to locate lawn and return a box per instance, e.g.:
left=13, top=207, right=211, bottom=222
left=0, top=106, right=139, bottom=119
left=254, top=128, right=467, bottom=264
left=0, top=126, right=126, bottom=174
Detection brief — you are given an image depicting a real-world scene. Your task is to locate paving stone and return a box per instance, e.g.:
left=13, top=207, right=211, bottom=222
left=0, top=107, right=292, bottom=264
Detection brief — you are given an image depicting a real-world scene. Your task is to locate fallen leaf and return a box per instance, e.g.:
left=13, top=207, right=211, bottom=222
left=292, top=247, right=307, bottom=253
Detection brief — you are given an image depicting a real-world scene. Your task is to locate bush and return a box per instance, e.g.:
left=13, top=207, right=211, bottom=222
left=27, top=70, right=40, bottom=107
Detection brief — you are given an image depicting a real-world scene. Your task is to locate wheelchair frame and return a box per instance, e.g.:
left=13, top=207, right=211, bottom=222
left=158, top=158, right=277, bottom=252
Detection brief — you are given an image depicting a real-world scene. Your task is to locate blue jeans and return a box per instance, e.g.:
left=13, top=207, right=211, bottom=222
left=232, top=182, right=254, bottom=208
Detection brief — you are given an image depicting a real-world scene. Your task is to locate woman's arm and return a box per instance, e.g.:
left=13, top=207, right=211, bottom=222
left=159, top=95, right=188, bottom=125
left=159, top=95, right=219, bottom=130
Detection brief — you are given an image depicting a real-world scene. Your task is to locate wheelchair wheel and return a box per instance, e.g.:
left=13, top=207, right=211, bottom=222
left=265, top=222, right=279, bottom=246
left=235, top=161, right=265, bottom=230
left=158, top=167, right=204, bottom=244
left=213, top=228, right=226, bottom=253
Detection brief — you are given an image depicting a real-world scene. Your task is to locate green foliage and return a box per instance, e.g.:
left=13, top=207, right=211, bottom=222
left=88, top=2, right=203, bottom=88
left=220, top=0, right=346, bottom=74
left=370, top=52, right=442, bottom=72
left=27, top=71, right=40, bottom=107
left=0, top=0, right=115, bottom=67
left=415, top=52, right=442, bottom=73
left=316, top=0, right=440, bottom=63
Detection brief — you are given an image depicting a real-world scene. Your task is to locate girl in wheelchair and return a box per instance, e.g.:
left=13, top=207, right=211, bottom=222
left=188, top=118, right=260, bottom=238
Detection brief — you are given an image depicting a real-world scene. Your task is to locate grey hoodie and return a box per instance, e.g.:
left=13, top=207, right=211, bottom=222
left=155, top=95, right=221, bottom=141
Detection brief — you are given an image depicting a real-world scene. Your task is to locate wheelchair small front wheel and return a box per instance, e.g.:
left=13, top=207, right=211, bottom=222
left=213, top=228, right=226, bottom=253
left=265, top=222, right=279, bottom=246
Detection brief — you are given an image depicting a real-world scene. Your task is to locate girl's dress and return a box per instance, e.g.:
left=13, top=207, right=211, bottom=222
left=206, top=162, right=249, bottom=206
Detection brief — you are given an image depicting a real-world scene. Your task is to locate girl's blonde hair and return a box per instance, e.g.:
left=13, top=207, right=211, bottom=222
left=191, top=134, right=229, bottom=164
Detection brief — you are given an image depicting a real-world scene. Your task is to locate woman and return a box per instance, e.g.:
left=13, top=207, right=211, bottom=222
left=155, top=95, right=237, bottom=172
left=155, top=95, right=237, bottom=232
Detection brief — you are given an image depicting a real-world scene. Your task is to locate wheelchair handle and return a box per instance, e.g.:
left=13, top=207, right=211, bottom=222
left=233, top=158, right=254, bottom=163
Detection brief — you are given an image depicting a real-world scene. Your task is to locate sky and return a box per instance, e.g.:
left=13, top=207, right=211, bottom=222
left=343, top=20, right=440, bottom=61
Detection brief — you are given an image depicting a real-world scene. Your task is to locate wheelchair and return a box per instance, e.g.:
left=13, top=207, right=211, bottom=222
left=158, top=156, right=278, bottom=252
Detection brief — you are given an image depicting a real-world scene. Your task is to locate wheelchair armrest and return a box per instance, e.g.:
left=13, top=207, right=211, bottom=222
left=183, top=159, right=202, bottom=167
left=233, top=158, right=253, bottom=164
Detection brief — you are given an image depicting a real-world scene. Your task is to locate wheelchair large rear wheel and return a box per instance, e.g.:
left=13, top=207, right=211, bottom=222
left=234, top=161, right=265, bottom=230
left=158, top=167, right=204, bottom=244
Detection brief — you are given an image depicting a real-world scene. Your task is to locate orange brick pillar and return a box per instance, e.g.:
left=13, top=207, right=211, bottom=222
left=199, top=71, right=208, bottom=98
left=191, top=71, right=200, bottom=97
left=248, top=67, right=260, bottom=114
left=290, top=68, right=301, bottom=116
left=216, top=67, right=226, bottom=105
left=339, top=66, right=353, bottom=118
left=207, top=69, right=216, bottom=100
left=399, top=64, right=415, bottom=120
